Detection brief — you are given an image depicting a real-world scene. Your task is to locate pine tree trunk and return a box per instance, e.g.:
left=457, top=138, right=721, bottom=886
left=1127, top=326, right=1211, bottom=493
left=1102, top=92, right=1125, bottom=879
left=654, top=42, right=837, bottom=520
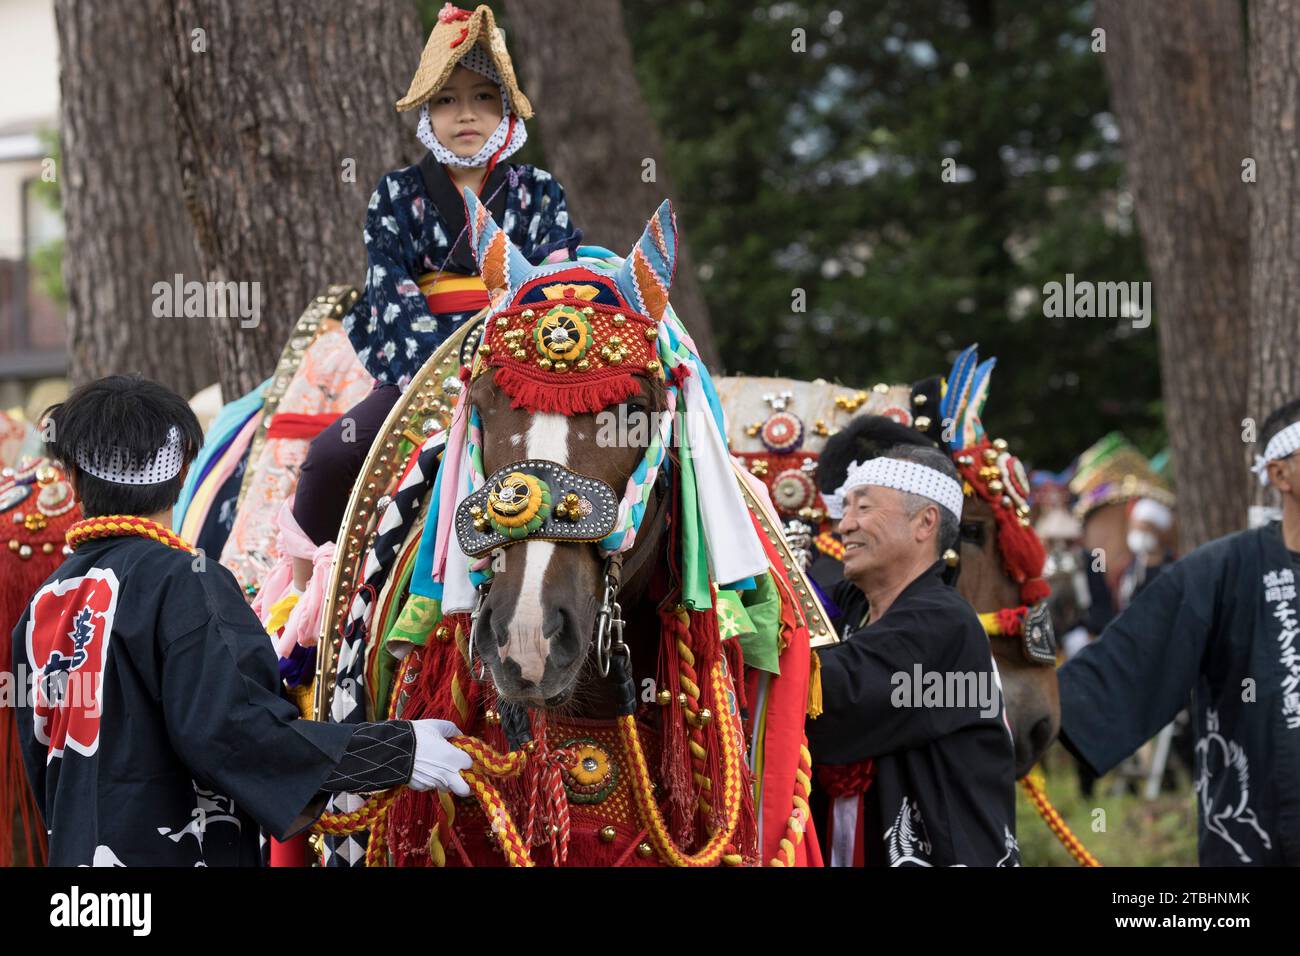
left=1248, top=0, right=1300, bottom=505
left=501, top=0, right=719, bottom=368
left=155, top=0, right=424, bottom=398
left=55, top=0, right=216, bottom=398
left=1095, top=0, right=1250, bottom=549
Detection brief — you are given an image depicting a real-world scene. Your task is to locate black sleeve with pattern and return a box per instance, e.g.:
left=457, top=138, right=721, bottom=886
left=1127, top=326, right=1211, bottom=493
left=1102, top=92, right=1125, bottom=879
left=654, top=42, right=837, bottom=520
left=321, top=720, right=417, bottom=793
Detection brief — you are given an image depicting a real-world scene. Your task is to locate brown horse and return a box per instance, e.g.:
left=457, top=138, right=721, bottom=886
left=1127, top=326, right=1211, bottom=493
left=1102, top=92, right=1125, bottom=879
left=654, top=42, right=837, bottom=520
left=956, top=488, right=1060, bottom=776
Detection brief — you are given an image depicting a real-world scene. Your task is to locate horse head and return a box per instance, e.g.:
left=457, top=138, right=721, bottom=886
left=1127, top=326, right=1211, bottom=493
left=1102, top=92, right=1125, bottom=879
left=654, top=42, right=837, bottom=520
left=455, top=190, right=677, bottom=708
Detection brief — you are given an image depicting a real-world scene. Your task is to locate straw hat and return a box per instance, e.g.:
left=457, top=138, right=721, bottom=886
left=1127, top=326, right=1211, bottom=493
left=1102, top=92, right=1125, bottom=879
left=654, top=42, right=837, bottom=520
left=396, top=4, right=533, bottom=119
left=1069, top=431, right=1174, bottom=519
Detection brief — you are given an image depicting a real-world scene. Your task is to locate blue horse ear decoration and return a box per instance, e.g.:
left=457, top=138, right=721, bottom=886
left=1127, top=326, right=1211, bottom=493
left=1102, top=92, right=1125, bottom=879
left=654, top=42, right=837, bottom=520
left=462, top=186, right=535, bottom=306
left=942, top=344, right=996, bottom=452
left=615, top=199, right=678, bottom=323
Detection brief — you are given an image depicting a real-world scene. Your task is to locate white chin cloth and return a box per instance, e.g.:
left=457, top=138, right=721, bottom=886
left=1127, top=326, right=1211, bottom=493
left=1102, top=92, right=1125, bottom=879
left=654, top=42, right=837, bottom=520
left=836, top=457, right=964, bottom=520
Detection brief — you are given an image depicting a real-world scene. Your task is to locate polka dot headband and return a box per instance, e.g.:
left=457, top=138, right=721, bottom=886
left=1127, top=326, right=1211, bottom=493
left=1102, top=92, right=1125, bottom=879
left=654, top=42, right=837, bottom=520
left=74, top=426, right=185, bottom=486
left=837, top=457, right=964, bottom=520
left=1253, top=420, right=1300, bottom=486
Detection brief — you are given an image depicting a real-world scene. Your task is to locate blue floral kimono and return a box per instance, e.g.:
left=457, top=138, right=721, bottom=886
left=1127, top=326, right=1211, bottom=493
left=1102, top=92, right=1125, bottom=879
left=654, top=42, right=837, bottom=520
left=343, top=157, right=578, bottom=388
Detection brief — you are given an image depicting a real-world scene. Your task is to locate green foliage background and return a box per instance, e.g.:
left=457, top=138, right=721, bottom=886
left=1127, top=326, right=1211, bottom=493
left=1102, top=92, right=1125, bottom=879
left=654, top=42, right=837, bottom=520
left=385, top=0, right=1163, bottom=471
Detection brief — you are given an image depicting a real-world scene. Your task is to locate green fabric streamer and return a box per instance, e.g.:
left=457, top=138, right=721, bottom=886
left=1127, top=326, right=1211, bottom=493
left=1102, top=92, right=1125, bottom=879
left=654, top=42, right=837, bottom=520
left=676, top=409, right=713, bottom=610
left=734, top=572, right=783, bottom=675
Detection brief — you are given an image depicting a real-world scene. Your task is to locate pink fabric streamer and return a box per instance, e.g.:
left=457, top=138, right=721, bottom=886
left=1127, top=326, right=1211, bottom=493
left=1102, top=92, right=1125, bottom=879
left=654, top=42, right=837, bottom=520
left=431, top=389, right=471, bottom=583
left=251, top=496, right=336, bottom=657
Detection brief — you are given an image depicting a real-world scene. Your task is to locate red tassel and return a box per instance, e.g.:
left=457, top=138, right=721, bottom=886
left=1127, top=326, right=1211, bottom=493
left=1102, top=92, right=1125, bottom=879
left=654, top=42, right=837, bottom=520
left=1019, top=576, right=1051, bottom=605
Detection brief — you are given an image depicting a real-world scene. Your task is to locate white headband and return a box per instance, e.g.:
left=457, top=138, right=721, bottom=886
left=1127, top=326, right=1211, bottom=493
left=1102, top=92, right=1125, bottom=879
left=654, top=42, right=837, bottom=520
left=74, top=426, right=185, bottom=486
left=1130, top=497, right=1173, bottom=530
left=1253, top=420, right=1300, bottom=486
left=823, top=489, right=845, bottom=520
left=837, top=457, right=964, bottom=520
left=417, top=42, right=528, bottom=169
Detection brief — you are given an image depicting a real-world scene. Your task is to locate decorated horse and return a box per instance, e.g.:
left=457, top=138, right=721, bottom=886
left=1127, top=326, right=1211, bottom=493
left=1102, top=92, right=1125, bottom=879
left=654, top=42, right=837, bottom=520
left=716, top=347, right=1060, bottom=778
left=267, top=192, right=827, bottom=867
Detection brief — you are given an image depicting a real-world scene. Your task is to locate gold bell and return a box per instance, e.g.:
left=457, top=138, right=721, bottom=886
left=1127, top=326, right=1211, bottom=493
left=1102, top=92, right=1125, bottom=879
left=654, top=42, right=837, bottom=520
left=987, top=479, right=1004, bottom=493
left=943, top=548, right=960, bottom=567
left=643, top=326, right=658, bottom=340
left=636, top=842, right=654, bottom=859
left=485, top=709, right=500, bottom=725
left=872, top=382, right=889, bottom=393
left=656, top=689, right=672, bottom=706
left=992, top=437, right=1008, bottom=451
left=696, top=708, right=713, bottom=727
left=913, top=393, right=928, bottom=406
left=599, top=826, right=617, bottom=843
left=914, top=416, right=931, bottom=431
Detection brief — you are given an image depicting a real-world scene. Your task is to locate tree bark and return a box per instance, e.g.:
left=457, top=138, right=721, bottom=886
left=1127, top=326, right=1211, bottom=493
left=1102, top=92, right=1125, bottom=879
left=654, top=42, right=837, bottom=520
left=55, top=0, right=216, bottom=398
left=155, top=0, right=424, bottom=398
left=1095, top=0, right=1250, bottom=549
left=501, top=0, right=719, bottom=368
left=1248, top=0, right=1300, bottom=504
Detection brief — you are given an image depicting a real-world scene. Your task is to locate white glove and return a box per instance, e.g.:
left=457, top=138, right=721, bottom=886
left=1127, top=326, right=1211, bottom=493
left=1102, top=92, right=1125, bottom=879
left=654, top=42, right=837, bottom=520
left=408, top=719, right=473, bottom=796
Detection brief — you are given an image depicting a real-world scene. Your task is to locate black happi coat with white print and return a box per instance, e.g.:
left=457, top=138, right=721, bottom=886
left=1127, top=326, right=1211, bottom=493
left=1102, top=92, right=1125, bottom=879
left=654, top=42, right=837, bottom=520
left=1060, top=522, right=1300, bottom=865
left=808, top=562, right=1020, bottom=866
left=12, top=535, right=415, bottom=866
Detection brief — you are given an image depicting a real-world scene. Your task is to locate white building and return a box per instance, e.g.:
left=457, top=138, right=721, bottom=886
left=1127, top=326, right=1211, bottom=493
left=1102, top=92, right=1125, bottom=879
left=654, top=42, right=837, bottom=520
left=0, top=0, right=63, bottom=410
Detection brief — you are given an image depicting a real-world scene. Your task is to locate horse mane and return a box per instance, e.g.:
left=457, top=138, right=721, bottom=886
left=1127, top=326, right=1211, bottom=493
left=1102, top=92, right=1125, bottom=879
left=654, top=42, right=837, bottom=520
left=816, top=413, right=938, bottom=495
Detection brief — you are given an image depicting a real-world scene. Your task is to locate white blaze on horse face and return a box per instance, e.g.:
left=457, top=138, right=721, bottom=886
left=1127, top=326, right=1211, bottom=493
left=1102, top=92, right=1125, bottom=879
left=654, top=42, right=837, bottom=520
left=501, top=413, right=571, bottom=683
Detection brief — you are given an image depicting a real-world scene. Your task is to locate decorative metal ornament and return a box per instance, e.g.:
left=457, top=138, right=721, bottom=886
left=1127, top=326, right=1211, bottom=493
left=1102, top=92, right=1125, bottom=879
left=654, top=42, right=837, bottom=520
left=455, top=459, right=620, bottom=557
left=36, top=480, right=75, bottom=517
left=760, top=411, right=805, bottom=454
left=995, top=450, right=1032, bottom=512
left=533, top=305, right=593, bottom=365
left=770, top=468, right=818, bottom=515
left=0, top=484, right=30, bottom=513
left=1022, top=602, right=1058, bottom=664
left=880, top=406, right=914, bottom=428
left=560, top=738, right=618, bottom=804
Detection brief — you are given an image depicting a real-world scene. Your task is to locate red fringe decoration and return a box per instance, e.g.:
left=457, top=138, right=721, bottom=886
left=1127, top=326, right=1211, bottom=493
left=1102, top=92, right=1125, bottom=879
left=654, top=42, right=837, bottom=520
left=657, top=606, right=697, bottom=845
left=953, top=441, right=1049, bottom=607
left=491, top=365, right=642, bottom=416
left=0, top=535, right=63, bottom=867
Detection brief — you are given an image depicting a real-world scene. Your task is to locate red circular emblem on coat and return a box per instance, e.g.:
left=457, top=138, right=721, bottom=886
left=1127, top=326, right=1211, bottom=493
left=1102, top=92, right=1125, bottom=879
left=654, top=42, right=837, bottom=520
left=761, top=412, right=804, bottom=454
left=880, top=406, right=913, bottom=427
left=771, top=468, right=817, bottom=514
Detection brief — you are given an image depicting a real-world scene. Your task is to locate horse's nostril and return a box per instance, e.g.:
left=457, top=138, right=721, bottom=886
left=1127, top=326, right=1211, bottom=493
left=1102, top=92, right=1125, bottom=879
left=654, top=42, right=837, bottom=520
left=1029, top=716, right=1056, bottom=751
left=545, top=605, right=580, bottom=670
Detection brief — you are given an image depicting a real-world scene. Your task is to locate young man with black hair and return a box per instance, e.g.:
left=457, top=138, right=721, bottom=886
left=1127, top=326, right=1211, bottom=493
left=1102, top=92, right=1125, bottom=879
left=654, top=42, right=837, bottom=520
left=1060, top=398, right=1300, bottom=865
left=13, top=375, right=471, bottom=866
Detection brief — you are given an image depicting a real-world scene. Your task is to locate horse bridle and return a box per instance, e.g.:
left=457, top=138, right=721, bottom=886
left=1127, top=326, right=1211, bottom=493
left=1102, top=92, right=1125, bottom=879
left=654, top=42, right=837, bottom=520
left=466, top=459, right=669, bottom=685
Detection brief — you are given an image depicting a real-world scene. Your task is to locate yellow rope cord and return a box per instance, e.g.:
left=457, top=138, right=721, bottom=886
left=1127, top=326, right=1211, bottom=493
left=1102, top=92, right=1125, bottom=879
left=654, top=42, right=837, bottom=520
left=1021, top=773, right=1102, bottom=867
left=620, top=659, right=745, bottom=867
left=768, top=742, right=814, bottom=866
